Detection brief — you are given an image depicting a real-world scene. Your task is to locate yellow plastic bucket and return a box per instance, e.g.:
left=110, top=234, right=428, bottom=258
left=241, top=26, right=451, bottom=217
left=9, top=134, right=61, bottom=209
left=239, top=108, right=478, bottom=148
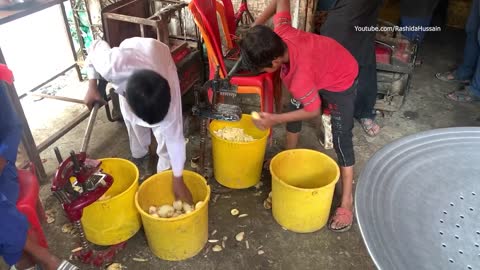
left=209, top=114, right=269, bottom=189
left=270, top=149, right=340, bottom=233
left=135, top=170, right=210, bottom=261
left=81, top=158, right=141, bottom=245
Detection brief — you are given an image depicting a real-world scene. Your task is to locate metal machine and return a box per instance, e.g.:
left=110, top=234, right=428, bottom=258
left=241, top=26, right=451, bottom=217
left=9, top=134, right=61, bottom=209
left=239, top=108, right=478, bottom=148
left=192, top=59, right=243, bottom=176
left=374, top=20, right=418, bottom=113
left=51, top=104, right=125, bottom=267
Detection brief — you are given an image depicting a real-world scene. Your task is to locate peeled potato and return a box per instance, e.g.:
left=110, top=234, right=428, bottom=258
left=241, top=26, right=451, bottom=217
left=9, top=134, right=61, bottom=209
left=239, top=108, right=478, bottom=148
left=173, top=200, right=183, bottom=211
left=157, top=205, right=175, bottom=218
left=251, top=111, right=260, bottom=120
left=148, top=206, right=157, bottom=215
left=183, top=202, right=193, bottom=214
left=195, top=201, right=203, bottom=209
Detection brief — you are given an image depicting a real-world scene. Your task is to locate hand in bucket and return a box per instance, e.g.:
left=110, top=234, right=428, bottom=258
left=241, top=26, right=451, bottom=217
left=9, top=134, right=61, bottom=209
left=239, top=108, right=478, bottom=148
left=173, top=176, right=193, bottom=204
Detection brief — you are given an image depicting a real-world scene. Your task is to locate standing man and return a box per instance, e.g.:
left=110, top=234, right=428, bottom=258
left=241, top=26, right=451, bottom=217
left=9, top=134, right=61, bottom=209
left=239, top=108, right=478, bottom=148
left=321, top=0, right=383, bottom=137
left=84, top=37, right=192, bottom=202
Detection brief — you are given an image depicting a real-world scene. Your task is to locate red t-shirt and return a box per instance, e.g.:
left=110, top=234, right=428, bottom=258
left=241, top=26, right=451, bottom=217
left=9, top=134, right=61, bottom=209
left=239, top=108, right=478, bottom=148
left=274, top=12, right=358, bottom=111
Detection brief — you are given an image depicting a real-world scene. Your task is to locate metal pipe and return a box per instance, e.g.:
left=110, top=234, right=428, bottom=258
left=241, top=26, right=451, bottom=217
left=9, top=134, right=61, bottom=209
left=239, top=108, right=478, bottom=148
left=199, top=118, right=207, bottom=177
left=81, top=103, right=99, bottom=153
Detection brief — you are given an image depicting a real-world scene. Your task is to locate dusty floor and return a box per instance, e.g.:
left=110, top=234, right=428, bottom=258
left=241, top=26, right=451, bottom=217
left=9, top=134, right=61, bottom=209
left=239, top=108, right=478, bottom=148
left=7, top=28, right=480, bottom=270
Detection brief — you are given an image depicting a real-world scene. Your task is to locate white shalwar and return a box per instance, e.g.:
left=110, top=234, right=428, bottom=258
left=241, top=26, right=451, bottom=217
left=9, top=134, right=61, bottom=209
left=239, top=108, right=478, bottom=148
left=85, top=37, right=185, bottom=177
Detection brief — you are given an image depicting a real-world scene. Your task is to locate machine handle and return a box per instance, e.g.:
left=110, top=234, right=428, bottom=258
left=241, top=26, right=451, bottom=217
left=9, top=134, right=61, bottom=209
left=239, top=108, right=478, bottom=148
left=81, top=102, right=100, bottom=153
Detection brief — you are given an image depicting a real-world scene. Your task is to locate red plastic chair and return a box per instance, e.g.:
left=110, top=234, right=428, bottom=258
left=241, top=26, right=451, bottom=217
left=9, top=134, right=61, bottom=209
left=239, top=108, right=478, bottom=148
left=16, top=164, right=48, bottom=248
left=190, top=0, right=278, bottom=113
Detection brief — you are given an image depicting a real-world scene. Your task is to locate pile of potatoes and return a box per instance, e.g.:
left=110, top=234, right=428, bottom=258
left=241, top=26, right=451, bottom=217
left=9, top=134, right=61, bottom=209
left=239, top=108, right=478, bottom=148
left=148, top=200, right=203, bottom=218
left=213, top=127, right=255, bottom=142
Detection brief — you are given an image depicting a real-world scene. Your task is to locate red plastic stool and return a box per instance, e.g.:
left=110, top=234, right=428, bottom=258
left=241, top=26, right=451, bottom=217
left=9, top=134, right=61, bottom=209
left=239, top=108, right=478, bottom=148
left=16, top=164, right=48, bottom=248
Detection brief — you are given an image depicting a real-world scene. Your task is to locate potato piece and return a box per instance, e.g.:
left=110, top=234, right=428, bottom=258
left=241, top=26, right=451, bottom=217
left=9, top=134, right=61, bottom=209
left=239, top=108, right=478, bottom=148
left=195, top=201, right=203, bottom=209
left=157, top=205, right=175, bottom=218
left=251, top=111, right=260, bottom=120
left=182, top=202, right=193, bottom=213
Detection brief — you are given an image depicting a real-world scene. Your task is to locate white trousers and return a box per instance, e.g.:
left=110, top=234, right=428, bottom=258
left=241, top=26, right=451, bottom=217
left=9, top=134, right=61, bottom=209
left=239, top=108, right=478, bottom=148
left=118, top=95, right=170, bottom=172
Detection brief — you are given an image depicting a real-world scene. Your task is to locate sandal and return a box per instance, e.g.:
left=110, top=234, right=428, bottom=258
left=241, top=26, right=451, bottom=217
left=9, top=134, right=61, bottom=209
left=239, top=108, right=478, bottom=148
left=359, top=118, right=380, bottom=137
left=328, top=207, right=353, bottom=233
left=446, top=87, right=480, bottom=103
left=435, top=71, right=470, bottom=84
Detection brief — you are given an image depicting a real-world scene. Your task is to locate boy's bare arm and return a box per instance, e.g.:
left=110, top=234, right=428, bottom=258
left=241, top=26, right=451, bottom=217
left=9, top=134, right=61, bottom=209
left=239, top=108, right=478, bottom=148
left=253, top=0, right=290, bottom=26
left=252, top=108, right=320, bottom=130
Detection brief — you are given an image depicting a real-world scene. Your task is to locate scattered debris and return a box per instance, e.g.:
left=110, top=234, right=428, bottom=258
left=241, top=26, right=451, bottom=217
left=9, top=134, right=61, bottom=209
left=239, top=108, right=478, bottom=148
left=254, top=181, right=263, bottom=189
left=190, top=159, right=198, bottom=169
left=264, top=192, right=272, bottom=209
left=222, top=236, right=227, bottom=248
left=212, top=245, right=223, bottom=252
left=61, top=223, right=74, bottom=234
left=238, top=214, right=248, bottom=218
left=45, top=209, right=55, bottom=224
left=254, top=191, right=263, bottom=197
left=211, top=229, right=217, bottom=236
left=71, top=247, right=83, bottom=253
left=282, top=227, right=287, bottom=231
left=230, top=209, right=239, bottom=216
left=257, top=245, right=263, bottom=250
left=258, top=250, right=265, bottom=255
left=245, top=240, right=249, bottom=249
left=208, top=239, right=219, bottom=243
left=345, top=251, right=351, bottom=258
left=106, top=263, right=124, bottom=270
left=235, top=232, right=245, bottom=242
left=132, top=257, right=148, bottom=262
left=185, top=138, right=189, bottom=144
left=212, top=194, right=220, bottom=203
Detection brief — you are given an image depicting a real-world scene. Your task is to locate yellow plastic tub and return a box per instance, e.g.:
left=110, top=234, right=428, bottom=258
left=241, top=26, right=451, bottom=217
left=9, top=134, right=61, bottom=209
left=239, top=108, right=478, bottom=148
left=135, top=170, right=210, bottom=261
left=270, top=149, right=340, bottom=233
left=209, top=114, right=269, bottom=189
left=81, top=158, right=141, bottom=245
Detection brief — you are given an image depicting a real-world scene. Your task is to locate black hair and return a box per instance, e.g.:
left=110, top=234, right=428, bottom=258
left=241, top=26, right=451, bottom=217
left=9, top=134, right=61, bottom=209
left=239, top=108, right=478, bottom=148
left=126, top=69, right=171, bottom=124
left=239, top=25, right=286, bottom=72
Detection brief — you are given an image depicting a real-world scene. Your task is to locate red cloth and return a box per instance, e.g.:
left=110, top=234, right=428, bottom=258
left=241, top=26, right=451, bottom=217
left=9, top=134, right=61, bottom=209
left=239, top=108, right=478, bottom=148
left=274, top=12, right=358, bottom=111
left=0, top=64, right=14, bottom=84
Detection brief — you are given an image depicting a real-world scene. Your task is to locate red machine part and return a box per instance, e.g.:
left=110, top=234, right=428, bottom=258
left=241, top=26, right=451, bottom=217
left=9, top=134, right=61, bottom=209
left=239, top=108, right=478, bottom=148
left=52, top=153, right=113, bottom=222
left=73, top=242, right=127, bottom=267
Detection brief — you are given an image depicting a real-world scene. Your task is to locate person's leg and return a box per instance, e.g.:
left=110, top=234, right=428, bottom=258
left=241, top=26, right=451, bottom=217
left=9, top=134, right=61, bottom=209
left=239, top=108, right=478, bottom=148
left=447, top=22, right=480, bottom=102
left=119, top=95, right=151, bottom=159
left=451, top=0, right=480, bottom=80
left=399, top=16, right=432, bottom=43
left=285, top=98, right=303, bottom=149
left=355, top=64, right=380, bottom=136
left=321, top=86, right=356, bottom=232
left=151, top=128, right=171, bottom=173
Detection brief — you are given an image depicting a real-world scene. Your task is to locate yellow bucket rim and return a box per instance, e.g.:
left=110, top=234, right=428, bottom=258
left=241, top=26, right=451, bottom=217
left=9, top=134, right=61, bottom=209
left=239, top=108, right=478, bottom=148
left=135, top=170, right=211, bottom=222
left=269, top=149, right=340, bottom=192
left=208, top=114, right=270, bottom=144
left=93, top=158, right=139, bottom=204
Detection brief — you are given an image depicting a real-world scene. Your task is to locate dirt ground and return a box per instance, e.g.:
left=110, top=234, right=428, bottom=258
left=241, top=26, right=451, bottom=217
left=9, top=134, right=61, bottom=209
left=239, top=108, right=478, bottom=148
left=5, top=28, right=479, bottom=270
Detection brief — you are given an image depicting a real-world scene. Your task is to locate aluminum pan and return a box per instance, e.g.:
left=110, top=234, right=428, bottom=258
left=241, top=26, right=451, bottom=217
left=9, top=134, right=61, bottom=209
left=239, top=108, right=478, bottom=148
left=355, top=127, right=480, bottom=270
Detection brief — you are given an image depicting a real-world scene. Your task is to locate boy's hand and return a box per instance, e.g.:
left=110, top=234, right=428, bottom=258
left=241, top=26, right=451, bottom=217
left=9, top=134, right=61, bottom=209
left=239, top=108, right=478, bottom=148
left=252, top=112, right=279, bottom=130
left=84, top=82, right=105, bottom=110
left=173, top=176, right=193, bottom=204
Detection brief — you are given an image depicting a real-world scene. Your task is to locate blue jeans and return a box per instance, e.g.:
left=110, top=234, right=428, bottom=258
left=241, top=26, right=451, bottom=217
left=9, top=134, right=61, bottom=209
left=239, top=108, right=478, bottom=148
left=456, top=0, right=480, bottom=97
left=400, top=16, right=432, bottom=43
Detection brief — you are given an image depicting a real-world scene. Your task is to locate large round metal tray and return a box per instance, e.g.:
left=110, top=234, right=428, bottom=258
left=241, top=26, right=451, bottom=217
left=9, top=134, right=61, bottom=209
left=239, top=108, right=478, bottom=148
left=356, top=127, right=480, bottom=270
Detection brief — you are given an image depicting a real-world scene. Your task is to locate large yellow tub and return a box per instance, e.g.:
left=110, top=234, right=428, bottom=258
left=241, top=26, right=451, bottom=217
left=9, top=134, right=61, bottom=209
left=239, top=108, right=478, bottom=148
left=81, top=158, right=141, bottom=245
left=135, top=170, right=210, bottom=261
left=270, top=149, right=340, bottom=233
left=209, top=114, right=269, bottom=189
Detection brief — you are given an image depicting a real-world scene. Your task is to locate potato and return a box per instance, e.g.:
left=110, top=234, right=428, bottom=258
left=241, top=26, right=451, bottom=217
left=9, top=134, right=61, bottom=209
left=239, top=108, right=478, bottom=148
left=148, top=206, right=157, bottom=215
left=157, top=205, right=175, bottom=218
left=195, top=201, right=203, bottom=210
left=251, top=111, right=260, bottom=120
left=182, top=202, right=193, bottom=213
left=173, top=200, right=183, bottom=211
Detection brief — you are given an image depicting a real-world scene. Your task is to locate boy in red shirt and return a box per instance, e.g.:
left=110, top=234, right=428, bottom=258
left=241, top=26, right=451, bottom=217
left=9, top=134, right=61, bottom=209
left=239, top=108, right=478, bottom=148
left=240, top=0, right=358, bottom=232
